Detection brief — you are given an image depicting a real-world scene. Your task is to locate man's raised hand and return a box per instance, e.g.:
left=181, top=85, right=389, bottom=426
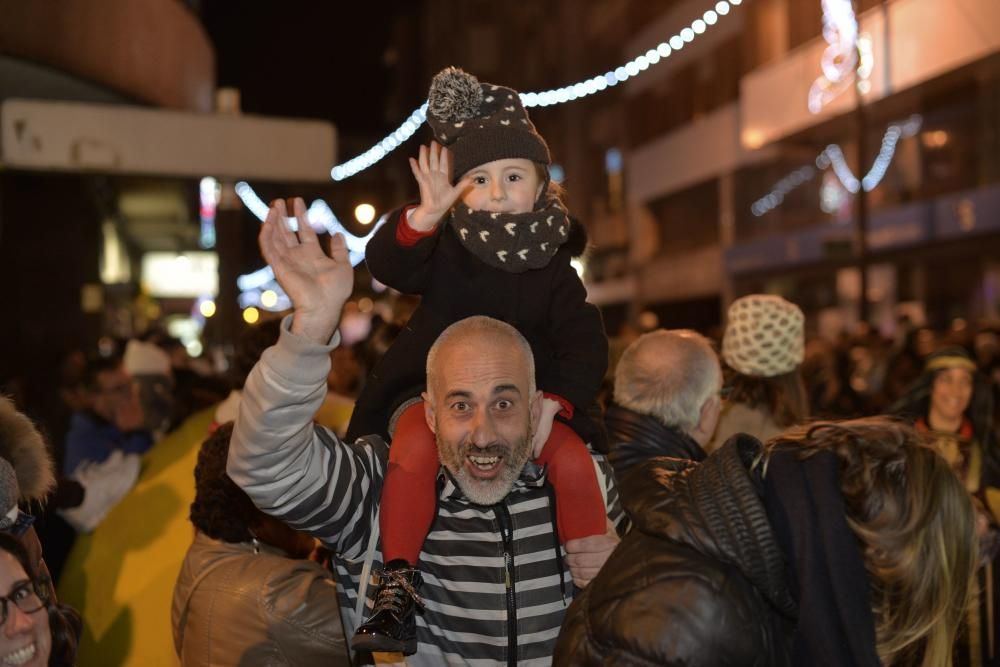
left=258, top=197, right=354, bottom=344
left=406, top=142, right=471, bottom=232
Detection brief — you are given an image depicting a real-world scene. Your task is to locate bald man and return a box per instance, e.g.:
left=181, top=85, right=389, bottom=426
left=604, top=329, right=723, bottom=482
left=228, top=198, right=623, bottom=665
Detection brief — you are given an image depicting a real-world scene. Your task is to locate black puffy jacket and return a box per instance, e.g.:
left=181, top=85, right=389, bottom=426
left=604, top=402, right=706, bottom=482
left=555, top=435, right=798, bottom=666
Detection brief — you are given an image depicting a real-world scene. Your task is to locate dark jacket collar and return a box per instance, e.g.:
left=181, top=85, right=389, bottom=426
left=620, top=434, right=797, bottom=619
left=605, top=403, right=705, bottom=480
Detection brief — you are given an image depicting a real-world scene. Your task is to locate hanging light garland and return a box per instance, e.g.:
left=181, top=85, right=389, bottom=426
left=331, top=0, right=745, bottom=181
left=234, top=182, right=389, bottom=311
left=233, top=0, right=748, bottom=311
left=808, top=0, right=873, bottom=114
left=751, top=115, right=922, bottom=217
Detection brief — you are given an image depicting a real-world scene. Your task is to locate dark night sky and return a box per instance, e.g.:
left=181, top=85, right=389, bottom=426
left=199, top=0, right=418, bottom=140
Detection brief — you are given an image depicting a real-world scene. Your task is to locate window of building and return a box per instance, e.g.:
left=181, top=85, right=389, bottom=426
left=647, top=178, right=720, bottom=255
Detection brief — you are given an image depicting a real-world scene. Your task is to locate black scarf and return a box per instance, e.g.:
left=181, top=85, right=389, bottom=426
left=762, top=447, right=881, bottom=667
left=448, top=197, right=570, bottom=273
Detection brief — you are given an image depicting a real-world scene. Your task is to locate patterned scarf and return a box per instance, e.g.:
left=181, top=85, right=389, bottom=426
left=448, top=197, right=571, bottom=273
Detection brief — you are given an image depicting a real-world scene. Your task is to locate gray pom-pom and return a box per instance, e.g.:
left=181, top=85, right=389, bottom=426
left=429, top=67, right=483, bottom=122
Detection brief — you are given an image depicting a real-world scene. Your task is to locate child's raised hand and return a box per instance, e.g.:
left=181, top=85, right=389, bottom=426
left=407, top=142, right=471, bottom=232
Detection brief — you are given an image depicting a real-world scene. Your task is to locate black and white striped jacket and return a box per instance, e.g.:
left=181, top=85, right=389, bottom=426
left=229, top=321, right=624, bottom=666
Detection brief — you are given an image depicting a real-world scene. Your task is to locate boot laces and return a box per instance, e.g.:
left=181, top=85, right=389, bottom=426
left=373, top=567, right=425, bottom=614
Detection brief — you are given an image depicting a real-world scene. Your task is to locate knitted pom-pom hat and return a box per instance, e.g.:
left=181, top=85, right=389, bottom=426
left=425, top=67, right=550, bottom=180
left=722, top=295, right=805, bottom=378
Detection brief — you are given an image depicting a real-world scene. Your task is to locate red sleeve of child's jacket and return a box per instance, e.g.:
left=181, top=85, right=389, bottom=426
left=544, top=392, right=575, bottom=419
left=395, top=205, right=437, bottom=246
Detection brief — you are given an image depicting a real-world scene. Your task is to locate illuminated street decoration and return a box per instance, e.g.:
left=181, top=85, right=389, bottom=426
left=808, top=0, right=873, bottom=114
left=236, top=0, right=750, bottom=306
left=331, top=0, right=746, bottom=181
left=750, top=167, right=816, bottom=217
left=234, top=182, right=386, bottom=267
left=822, top=115, right=922, bottom=193
left=751, top=115, right=922, bottom=217
left=234, top=181, right=388, bottom=311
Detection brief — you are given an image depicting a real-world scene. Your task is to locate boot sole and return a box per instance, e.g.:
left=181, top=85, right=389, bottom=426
left=351, top=633, right=417, bottom=656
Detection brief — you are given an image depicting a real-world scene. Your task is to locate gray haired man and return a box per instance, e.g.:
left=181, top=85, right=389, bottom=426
left=604, top=329, right=722, bottom=482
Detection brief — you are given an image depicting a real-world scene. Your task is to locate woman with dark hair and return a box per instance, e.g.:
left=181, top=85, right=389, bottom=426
left=892, top=346, right=1000, bottom=666
left=171, top=423, right=349, bottom=666
left=707, top=294, right=810, bottom=452
left=0, top=533, right=81, bottom=667
left=892, top=346, right=997, bottom=485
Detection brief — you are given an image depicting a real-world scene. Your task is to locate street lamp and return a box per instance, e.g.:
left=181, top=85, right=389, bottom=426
left=354, top=203, right=376, bottom=225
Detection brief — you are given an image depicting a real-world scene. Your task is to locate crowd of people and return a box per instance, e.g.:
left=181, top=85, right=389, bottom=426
left=0, top=66, right=997, bottom=666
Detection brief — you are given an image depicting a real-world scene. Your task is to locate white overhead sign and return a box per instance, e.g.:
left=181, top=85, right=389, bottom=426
left=0, top=98, right=336, bottom=182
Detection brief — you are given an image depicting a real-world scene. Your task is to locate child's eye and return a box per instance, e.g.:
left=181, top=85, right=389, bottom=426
left=507, top=174, right=522, bottom=183
left=473, top=176, right=487, bottom=185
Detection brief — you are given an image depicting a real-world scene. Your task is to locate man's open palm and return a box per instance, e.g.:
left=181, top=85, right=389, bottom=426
left=259, top=198, right=353, bottom=341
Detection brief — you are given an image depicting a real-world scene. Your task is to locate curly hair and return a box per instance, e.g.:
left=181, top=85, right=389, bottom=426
left=230, top=318, right=283, bottom=390
left=189, top=423, right=258, bottom=543
left=766, top=418, right=977, bottom=667
left=0, top=533, right=81, bottom=667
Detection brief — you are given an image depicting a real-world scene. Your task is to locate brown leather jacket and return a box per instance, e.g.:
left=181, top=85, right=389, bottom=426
left=555, top=437, right=797, bottom=666
left=171, top=532, right=350, bottom=666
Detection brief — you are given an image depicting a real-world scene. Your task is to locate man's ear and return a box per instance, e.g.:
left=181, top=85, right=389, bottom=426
left=692, top=395, right=721, bottom=447
left=530, top=390, right=543, bottom=428
left=422, top=391, right=437, bottom=434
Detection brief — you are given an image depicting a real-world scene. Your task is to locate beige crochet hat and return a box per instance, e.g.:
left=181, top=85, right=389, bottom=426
left=722, top=295, right=804, bottom=377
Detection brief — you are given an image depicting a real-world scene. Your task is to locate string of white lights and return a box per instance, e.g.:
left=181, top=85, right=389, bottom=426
left=808, top=0, right=873, bottom=113
left=331, top=0, right=745, bottom=181
left=750, top=167, right=817, bottom=217
left=823, top=115, right=922, bottom=193
left=751, top=115, right=922, bottom=217
left=234, top=181, right=389, bottom=311
left=234, top=182, right=386, bottom=264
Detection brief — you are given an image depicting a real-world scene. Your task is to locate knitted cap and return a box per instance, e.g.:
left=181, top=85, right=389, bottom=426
left=722, top=295, right=805, bottom=377
left=426, top=67, right=550, bottom=180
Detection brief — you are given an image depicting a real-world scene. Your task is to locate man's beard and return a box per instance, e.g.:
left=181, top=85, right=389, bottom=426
left=437, top=424, right=533, bottom=506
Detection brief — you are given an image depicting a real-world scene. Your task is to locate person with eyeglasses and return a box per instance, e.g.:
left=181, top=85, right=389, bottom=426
left=0, top=533, right=80, bottom=666
left=62, top=355, right=153, bottom=477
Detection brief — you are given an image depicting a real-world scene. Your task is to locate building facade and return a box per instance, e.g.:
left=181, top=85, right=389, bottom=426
left=597, top=0, right=1000, bottom=337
